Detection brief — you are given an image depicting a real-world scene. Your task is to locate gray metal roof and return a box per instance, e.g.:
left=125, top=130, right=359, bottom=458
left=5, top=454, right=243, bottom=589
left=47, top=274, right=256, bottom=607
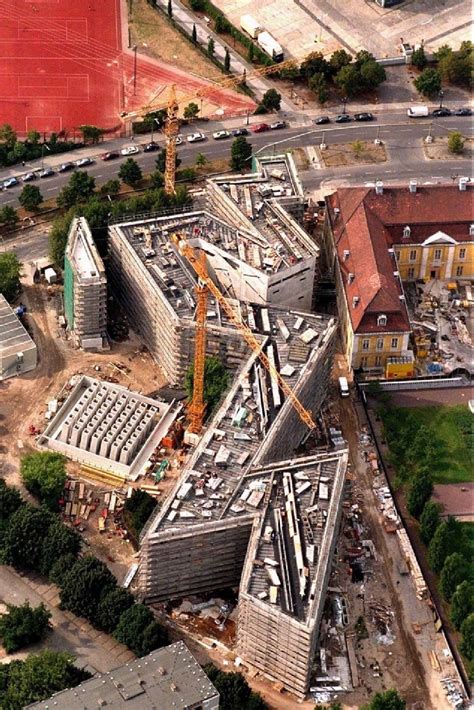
left=26, top=641, right=219, bottom=709
left=0, top=293, right=36, bottom=359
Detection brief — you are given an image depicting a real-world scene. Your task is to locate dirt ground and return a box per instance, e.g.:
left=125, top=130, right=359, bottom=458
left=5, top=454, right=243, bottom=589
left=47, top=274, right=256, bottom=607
left=423, top=136, right=473, bottom=161
left=385, top=387, right=472, bottom=409
left=319, top=141, right=387, bottom=168
left=129, top=0, right=223, bottom=81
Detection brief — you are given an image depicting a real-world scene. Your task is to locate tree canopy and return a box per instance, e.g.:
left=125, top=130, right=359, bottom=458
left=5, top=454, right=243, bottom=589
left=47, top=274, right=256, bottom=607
left=123, top=489, right=158, bottom=539
left=460, top=613, right=474, bottom=660
left=439, top=552, right=470, bottom=601
left=428, top=516, right=460, bottom=573
left=230, top=136, right=252, bottom=171
left=260, top=89, right=281, bottom=111
left=419, top=500, right=442, bottom=545
left=20, top=452, right=66, bottom=510
left=451, top=581, right=474, bottom=630
left=204, top=664, right=268, bottom=710
left=59, top=556, right=117, bottom=624
left=406, top=468, right=433, bottom=518
left=119, top=158, right=143, bottom=186
left=2, top=505, right=54, bottom=570
left=19, top=184, right=43, bottom=212
left=96, top=588, right=135, bottom=634
left=57, top=171, right=96, bottom=209
left=414, top=68, right=442, bottom=96
left=0, top=602, right=51, bottom=653
left=40, top=520, right=81, bottom=576
left=0, top=479, right=23, bottom=524
left=113, top=604, right=169, bottom=656
left=0, top=253, right=21, bottom=302
left=361, top=689, right=406, bottom=710
left=185, top=356, right=229, bottom=416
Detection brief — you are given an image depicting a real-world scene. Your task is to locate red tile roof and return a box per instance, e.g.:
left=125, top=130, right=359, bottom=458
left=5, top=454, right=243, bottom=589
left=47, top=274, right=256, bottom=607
left=327, top=184, right=473, bottom=335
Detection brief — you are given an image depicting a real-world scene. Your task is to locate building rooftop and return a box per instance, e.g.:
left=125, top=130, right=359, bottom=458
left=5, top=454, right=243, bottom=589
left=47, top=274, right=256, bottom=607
left=26, top=641, right=219, bottom=710
left=66, top=217, right=106, bottom=282
left=0, top=293, right=36, bottom=360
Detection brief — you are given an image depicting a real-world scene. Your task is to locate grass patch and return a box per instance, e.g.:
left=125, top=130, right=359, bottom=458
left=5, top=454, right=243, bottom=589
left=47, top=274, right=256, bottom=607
left=381, top=404, right=473, bottom=484
left=319, top=140, right=387, bottom=167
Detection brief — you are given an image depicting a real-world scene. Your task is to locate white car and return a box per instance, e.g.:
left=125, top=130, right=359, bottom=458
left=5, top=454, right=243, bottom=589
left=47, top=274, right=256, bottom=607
left=120, top=145, right=140, bottom=156
left=176, top=135, right=183, bottom=145
left=187, top=132, right=205, bottom=143
left=212, top=130, right=230, bottom=140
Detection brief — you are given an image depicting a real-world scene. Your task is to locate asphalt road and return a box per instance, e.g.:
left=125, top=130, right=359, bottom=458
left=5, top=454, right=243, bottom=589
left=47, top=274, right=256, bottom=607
left=0, top=111, right=472, bottom=209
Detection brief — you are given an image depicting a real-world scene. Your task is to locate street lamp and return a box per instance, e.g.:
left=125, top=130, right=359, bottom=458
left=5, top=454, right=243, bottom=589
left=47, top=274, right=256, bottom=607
left=150, top=117, right=160, bottom=143
left=438, top=89, right=444, bottom=109
left=133, top=45, right=138, bottom=96
left=41, top=143, right=51, bottom=170
left=342, top=96, right=348, bottom=115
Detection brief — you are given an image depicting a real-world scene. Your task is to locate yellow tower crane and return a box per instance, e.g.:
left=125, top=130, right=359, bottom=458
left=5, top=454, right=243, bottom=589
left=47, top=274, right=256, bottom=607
left=187, top=250, right=208, bottom=434
left=171, top=232, right=317, bottom=432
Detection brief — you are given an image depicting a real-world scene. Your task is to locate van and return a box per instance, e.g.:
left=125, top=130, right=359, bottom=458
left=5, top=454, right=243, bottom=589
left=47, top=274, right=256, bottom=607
left=407, top=106, right=429, bottom=118
left=338, top=376, right=349, bottom=397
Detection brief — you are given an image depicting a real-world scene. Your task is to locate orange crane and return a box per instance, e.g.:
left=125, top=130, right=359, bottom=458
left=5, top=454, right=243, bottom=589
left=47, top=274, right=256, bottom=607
left=187, top=250, right=208, bottom=434
left=119, top=53, right=326, bottom=196
left=172, top=232, right=317, bottom=432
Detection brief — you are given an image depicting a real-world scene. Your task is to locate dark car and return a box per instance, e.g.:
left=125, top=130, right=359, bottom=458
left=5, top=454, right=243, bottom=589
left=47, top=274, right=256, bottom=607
left=454, top=107, right=472, bottom=116
left=39, top=168, right=55, bottom=178
left=354, top=112, right=374, bottom=121
left=270, top=120, right=287, bottom=130
left=315, top=116, right=330, bottom=125
left=58, top=162, right=75, bottom=172
left=232, top=128, right=249, bottom=136
left=101, top=151, right=120, bottom=160
left=143, top=142, right=160, bottom=152
left=432, top=107, right=451, bottom=117
left=252, top=123, right=270, bottom=133
left=335, top=114, right=352, bottom=123
left=22, top=172, right=37, bottom=182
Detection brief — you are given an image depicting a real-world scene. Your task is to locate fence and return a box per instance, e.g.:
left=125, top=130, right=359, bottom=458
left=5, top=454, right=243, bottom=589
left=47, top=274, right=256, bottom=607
left=358, top=376, right=469, bottom=391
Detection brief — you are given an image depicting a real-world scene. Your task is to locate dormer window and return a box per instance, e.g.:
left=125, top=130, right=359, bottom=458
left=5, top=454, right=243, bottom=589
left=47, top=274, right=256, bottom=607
left=352, top=296, right=360, bottom=308
left=343, top=250, right=350, bottom=260
left=377, top=314, right=387, bottom=327
left=403, top=226, right=411, bottom=239
left=347, top=273, right=355, bottom=284
left=470, top=224, right=474, bottom=236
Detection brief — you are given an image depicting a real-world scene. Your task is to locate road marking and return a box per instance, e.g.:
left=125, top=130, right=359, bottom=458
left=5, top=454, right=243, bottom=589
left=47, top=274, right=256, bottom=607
left=46, top=188, right=56, bottom=192
left=96, top=174, right=103, bottom=178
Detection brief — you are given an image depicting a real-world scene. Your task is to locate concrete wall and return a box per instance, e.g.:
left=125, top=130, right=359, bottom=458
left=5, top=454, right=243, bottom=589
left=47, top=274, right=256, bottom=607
left=0, top=342, right=37, bottom=381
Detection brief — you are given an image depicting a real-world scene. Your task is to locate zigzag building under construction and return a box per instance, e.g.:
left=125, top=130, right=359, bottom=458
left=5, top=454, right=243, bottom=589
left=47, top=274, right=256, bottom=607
left=106, top=156, right=348, bottom=698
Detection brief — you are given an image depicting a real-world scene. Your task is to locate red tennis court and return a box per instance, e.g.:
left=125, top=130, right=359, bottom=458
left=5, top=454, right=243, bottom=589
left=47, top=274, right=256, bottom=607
left=0, top=0, right=254, bottom=137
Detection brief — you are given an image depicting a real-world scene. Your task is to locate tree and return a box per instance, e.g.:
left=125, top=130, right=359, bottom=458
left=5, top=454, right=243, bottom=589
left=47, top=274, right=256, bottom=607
left=335, top=64, right=363, bottom=97
left=185, top=356, right=229, bottom=414
left=248, top=43, right=254, bottom=63
left=114, top=604, right=169, bottom=656
left=20, top=452, right=66, bottom=510
left=19, top=184, right=43, bottom=211
left=26, top=129, right=41, bottom=144
left=330, top=49, right=352, bottom=72
left=0, top=252, right=21, bottom=302
left=300, top=51, right=331, bottom=79
left=123, top=489, right=158, bottom=539
left=2, top=505, right=54, bottom=570
left=414, top=68, right=442, bottom=96
left=308, top=72, right=329, bottom=103
left=0, top=602, right=51, bottom=653
left=99, top=178, right=121, bottom=196
left=230, top=136, right=252, bottom=171
left=355, top=50, right=375, bottom=68
left=215, top=14, right=230, bottom=34
left=150, top=170, right=164, bottom=188
left=0, top=124, right=17, bottom=149
left=57, top=171, right=96, bottom=209
left=48, top=210, right=75, bottom=266
left=361, top=689, right=406, bottom=710
left=0, top=480, right=23, bottom=524
left=155, top=148, right=181, bottom=173
left=79, top=125, right=103, bottom=144
left=428, top=517, right=460, bottom=573
left=184, top=102, right=200, bottom=120
left=448, top=131, right=465, bottom=154
left=0, top=206, right=19, bottom=229
left=48, top=553, right=78, bottom=587
left=204, top=664, right=268, bottom=710
left=1, top=650, right=89, bottom=708
left=420, top=500, right=442, bottom=545
left=60, top=556, right=117, bottom=624
left=261, top=88, right=281, bottom=111
left=451, top=581, right=474, bottom=630
left=411, top=46, right=427, bottom=69
left=361, top=60, right=386, bottom=90
left=351, top=140, right=364, bottom=157
left=96, top=588, right=135, bottom=633
left=119, top=158, right=142, bottom=186
left=167, top=0, right=172, bottom=17
left=195, top=152, right=207, bottom=167
left=460, top=613, right=474, bottom=660
left=40, top=520, right=81, bottom=576
left=192, top=23, right=197, bottom=43
left=406, top=468, right=432, bottom=518
left=438, top=49, right=472, bottom=87
left=440, top=552, right=470, bottom=601
left=190, top=0, right=205, bottom=8
left=224, top=48, right=231, bottom=72
left=208, top=37, right=215, bottom=56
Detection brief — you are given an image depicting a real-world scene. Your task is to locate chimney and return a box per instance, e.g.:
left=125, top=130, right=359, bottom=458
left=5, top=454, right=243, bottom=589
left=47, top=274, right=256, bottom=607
left=409, top=180, right=417, bottom=193
left=459, top=177, right=468, bottom=191
left=375, top=181, right=383, bottom=195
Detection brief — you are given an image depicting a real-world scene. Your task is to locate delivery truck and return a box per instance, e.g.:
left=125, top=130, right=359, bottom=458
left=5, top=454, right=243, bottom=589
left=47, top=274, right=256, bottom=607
left=240, top=14, right=262, bottom=39
left=257, top=30, right=284, bottom=62
left=407, top=106, right=429, bottom=118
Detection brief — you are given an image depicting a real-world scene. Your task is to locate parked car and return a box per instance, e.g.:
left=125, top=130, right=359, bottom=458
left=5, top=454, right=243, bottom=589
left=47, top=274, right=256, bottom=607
left=212, top=130, right=230, bottom=140
left=454, top=107, right=472, bottom=116
left=270, top=120, right=287, bottom=130
left=143, top=142, right=160, bottom=152
left=335, top=114, right=352, bottom=123
left=39, top=167, right=55, bottom=178
left=2, top=177, right=18, bottom=189
left=58, top=161, right=75, bottom=172
left=176, top=135, right=183, bottom=145
left=22, top=172, right=37, bottom=182
left=252, top=123, right=270, bottom=133
left=187, top=132, right=206, bottom=143
left=432, top=107, right=452, bottom=117
left=75, top=157, right=94, bottom=167
left=101, top=151, right=120, bottom=160
left=354, top=112, right=374, bottom=121
left=315, top=116, right=330, bottom=125
left=232, top=128, right=249, bottom=136
left=120, top=145, right=140, bottom=156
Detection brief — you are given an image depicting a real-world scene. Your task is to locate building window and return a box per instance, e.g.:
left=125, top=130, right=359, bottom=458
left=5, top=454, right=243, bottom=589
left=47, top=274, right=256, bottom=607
left=375, top=355, right=382, bottom=367
left=434, top=248, right=442, bottom=261
left=377, top=338, right=384, bottom=350
left=360, top=356, right=368, bottom=367
left=408, top=267, right=415, bottom=278
left=362, top=339, right=370, bottom=351
left=459, top=248, right=466, bottom=259
left=409, top=250, right=417, bottom=261
left=377, top=314, right=387, bottom=326
left=456, top=266, right=463, bottom=276
left=391, top=337, right=399, bottom=349
left=395, top=251, right=401, bottom=261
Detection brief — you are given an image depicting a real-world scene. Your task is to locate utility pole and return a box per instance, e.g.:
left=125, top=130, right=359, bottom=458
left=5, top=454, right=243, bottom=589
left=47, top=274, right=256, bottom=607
left=438, top=89, right=444, bottom=109
left=133, top=45, right=138, bottom=95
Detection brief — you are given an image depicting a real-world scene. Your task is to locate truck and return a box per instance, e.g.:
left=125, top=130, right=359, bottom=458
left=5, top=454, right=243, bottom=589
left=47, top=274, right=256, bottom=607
left=240, top=14, right=262, bottom=39
left=257, top=30, right=284, bottom=62
left=407, top=105, right=429, bottom=118
left=338, top=376, right=349, bottom=397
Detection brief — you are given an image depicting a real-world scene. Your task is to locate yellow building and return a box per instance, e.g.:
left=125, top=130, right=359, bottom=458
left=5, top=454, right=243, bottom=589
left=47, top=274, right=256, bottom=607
left=325, top=182, right=473, bottom=375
